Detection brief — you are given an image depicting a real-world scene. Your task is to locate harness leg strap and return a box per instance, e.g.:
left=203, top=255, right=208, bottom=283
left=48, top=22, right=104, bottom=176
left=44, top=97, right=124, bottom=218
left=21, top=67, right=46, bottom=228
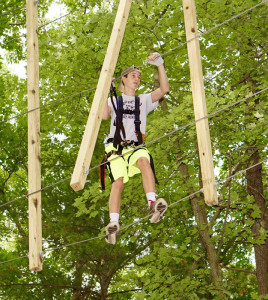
left=148, top=153, right=159, bottom=185
left=127, top=148, right=159, bottom=185
left=100, top=156, right=108, bottom=190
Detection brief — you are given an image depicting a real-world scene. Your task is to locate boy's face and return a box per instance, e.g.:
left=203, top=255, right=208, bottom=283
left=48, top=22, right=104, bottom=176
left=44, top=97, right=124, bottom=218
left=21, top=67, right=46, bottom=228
left=122, top=71, right=141, bottom=91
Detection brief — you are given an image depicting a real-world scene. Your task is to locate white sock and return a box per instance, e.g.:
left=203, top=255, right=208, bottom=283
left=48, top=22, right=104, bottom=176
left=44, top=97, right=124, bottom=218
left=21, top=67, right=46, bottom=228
left=146, top=192, right=156, bottom=207
left=110, top=213, right=119, bottom=223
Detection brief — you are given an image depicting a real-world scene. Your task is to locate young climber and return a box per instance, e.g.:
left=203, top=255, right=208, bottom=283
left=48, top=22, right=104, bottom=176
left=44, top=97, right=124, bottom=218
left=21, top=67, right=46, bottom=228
left=102, top=52, right=169, bottom=245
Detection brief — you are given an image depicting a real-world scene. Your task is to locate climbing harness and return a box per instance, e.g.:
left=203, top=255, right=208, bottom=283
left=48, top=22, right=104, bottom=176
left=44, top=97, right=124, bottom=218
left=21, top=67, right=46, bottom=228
left=110, top=81, right=143, bottom=147
left=100, top=81, right=158, bottom=190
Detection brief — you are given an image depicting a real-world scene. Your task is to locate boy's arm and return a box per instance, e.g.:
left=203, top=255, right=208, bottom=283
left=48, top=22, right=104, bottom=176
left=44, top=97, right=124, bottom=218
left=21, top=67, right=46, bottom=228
left=102, top=100, right=111, bottom=120
left=149, top=53, right=169, bottom=103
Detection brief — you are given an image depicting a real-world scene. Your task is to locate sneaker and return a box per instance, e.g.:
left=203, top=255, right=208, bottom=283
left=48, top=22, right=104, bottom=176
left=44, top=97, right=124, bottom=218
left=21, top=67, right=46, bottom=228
left=105, top=221, right=120, bottom=245
left=150, top=198, right=167, bottom=223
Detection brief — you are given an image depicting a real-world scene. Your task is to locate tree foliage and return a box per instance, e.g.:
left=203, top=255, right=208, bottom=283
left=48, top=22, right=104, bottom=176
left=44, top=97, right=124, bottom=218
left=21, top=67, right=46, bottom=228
left=0, top=0, right=267, bottom=299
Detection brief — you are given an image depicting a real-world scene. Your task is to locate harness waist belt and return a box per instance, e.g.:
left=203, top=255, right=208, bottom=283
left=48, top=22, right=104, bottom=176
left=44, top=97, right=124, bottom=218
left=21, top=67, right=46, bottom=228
left=106, top=138, right=139, bottom=147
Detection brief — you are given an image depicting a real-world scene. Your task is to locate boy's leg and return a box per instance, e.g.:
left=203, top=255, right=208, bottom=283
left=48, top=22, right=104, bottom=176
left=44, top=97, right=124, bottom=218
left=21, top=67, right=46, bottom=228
left=137, top=156, right=167, bottom=223
left=106, top=178, right=123, bottom=245
left=109, top=177, right=124, bottom=214
left=104, top=145, right=128, bottom=245
left=137, top=157, right=155, bottom=194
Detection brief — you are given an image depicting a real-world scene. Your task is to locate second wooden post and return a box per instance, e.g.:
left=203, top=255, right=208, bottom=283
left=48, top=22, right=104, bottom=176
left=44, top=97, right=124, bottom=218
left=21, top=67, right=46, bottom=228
left=182, top=0, right=218, bottom=206
left=70, top=0, right=132, bottom=191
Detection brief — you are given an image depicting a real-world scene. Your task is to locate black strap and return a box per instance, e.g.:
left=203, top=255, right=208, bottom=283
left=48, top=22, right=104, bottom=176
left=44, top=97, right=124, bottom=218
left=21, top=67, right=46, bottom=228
left=100, top=155, right=109, bottom=190
left=106, top=138, right=139, bottom=147
left=110, top=82, right=117, bottom=113
left=127, top=147, right=159, bottom=185
left=134, top=96, right=142, bottom=145
left=148, top=153, right=159, bottom=185
left=109, top=82, right=126, bottom=148
left=113, top=96, right=126, bottom=148
left=100, top=151, right=117, bottom=190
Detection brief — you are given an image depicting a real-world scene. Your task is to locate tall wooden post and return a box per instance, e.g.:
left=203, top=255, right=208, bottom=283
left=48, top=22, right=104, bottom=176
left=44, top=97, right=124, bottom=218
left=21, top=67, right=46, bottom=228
left=182, top=0, right=218, bottom=206
left=70, top=0, right=132, bottom=191
left=26, top=0, right=42, bottom=271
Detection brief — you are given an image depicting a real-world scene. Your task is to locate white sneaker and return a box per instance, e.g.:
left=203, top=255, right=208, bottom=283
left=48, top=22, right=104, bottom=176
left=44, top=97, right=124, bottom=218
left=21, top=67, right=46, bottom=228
left=105, top=221, right=120, bottom=245
left=150, top=198, right=167, bottom=223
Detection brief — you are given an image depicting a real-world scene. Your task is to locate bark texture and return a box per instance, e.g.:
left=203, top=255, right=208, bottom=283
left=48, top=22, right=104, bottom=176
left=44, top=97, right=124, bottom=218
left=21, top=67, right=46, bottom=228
left=246, top=150, right=268, bottom=296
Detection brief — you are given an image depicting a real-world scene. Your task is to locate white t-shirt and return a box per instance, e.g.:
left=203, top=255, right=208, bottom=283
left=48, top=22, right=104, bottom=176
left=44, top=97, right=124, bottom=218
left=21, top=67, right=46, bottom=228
left=107, top=93, right=158, bottom=142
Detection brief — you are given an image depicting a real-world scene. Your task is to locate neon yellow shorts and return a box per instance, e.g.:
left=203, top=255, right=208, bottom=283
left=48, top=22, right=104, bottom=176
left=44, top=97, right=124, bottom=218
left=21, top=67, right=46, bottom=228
left=105, top=143, right=151, bottom=184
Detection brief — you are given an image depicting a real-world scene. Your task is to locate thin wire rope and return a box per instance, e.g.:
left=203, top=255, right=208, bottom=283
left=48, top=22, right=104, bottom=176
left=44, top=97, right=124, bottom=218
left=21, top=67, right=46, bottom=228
left=218, top=160, right=267, bottom=184
left=0, top=176, right=71, bottom=209
left=1, top=0, right=265, bottom=122
left=0, top=0, right=101, bottom=47
left=0, top=5, right=26, bottom=17
left=131, top=0, right=268, bottom=71
left=0, top=87, right=96, bottom=125
left=0, top=255, right=28, bottom=265
left=39, top=0, right=101, bottom=29
left=161, top=0, right=267, bottom=57
left=142, top=88, right=268, bottom=148
left=43, top=189, right=202, bottom=254
left=0, top=159, right=266, bottom=266
left=2, top=0, right=266, bottom=48
left=1, top=33, right=26, bottom=46
left=0, top=87, right=266, bottom=209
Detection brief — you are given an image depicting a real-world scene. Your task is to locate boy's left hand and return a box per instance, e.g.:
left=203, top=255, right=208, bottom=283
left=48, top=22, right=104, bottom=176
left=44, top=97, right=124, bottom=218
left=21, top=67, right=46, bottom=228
left=148, top=52, right=164, bottom=66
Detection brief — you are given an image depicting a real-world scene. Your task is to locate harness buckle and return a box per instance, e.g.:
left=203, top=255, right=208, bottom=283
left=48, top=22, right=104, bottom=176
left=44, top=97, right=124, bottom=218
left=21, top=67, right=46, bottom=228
left=121, top=140, right=137, bottom=147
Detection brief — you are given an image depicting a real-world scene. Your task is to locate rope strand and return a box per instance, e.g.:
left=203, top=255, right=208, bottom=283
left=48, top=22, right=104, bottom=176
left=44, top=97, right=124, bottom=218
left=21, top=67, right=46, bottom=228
left=0, top=0, right=101, bottom=47
left=39, top=0, right=101, bottom=29
left=161, top=0, right=267, bottom=57
left=0, top=255, right=28, bottom=265
left=0, top=87, right=96, bottom=125
left=0, top=5, right=26, bottom=18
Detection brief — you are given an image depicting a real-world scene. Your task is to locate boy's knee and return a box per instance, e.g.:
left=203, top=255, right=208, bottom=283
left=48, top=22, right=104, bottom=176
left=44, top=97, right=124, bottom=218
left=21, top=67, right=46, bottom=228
left=137, top=157, right=150, bottom=170
left=112, top=177, right=124, bottom=191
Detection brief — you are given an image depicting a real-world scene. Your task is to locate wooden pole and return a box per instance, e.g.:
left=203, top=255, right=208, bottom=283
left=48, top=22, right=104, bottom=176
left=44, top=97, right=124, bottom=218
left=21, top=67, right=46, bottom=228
left=26, top=0, right=42, bottom=271
left=70, top=0, right=132, bottom=191
left=182, top=0, right=218, bottom=206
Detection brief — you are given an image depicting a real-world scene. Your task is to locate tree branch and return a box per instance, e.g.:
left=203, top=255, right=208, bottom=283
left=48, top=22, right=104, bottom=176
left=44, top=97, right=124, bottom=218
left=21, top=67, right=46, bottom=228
left=217, top=153, right=232, bottom=259
left=0, top=283, right=81, bottom=289
left=108, top=288, right=142, bottom=296
left=220, top=264, right=256, bottom=275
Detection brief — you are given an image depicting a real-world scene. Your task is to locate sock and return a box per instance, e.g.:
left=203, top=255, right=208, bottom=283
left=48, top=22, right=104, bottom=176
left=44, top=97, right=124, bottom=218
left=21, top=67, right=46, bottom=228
left=146, top=192, right=156, bottom=207
left=110, top=213, right=119, bottom=223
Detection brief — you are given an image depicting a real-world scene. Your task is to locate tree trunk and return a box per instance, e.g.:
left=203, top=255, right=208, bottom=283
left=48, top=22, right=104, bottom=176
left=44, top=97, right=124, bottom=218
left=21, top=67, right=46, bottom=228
left=176, top=147, right=224, bottom=296
left=100, top=276, right=110, bottom=300
left=246, top=149, right=268, bottom=296
left=72, top=260, right=84, bottom=300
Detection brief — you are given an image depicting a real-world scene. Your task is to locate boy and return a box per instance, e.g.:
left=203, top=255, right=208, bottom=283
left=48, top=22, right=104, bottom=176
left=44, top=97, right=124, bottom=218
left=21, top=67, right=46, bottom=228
left=102, top=53, right=169, bottom=244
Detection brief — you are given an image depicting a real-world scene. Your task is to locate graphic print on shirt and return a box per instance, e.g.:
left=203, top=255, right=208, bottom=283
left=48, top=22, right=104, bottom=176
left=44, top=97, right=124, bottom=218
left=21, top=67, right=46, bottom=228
left=122, top=100, right=142, bottom=120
